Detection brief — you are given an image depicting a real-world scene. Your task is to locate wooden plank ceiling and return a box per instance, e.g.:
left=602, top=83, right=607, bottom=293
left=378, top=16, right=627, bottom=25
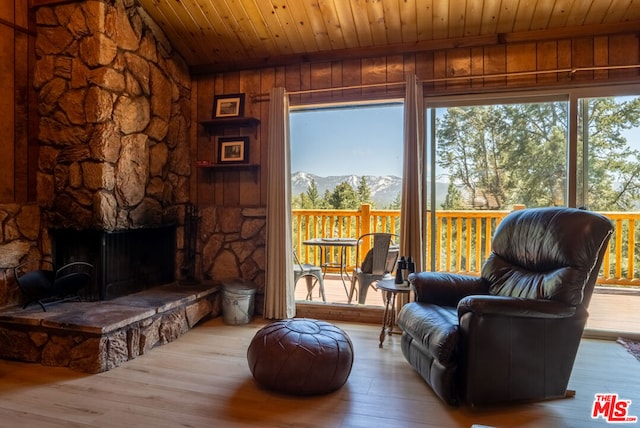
left=137, top=0, right=640, bottom=73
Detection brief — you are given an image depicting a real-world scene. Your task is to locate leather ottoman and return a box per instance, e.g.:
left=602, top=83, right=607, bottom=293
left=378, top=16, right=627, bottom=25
left=247, top=318, right=354, bottom=395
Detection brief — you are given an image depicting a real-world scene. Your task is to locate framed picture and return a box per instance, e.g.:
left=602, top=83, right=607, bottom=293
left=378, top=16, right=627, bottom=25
left=218, top=136, right=249, bottom=164
left=212, top=93, right=245, bottom=118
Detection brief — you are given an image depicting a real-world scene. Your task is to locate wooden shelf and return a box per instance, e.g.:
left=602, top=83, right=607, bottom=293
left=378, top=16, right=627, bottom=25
left=196, top=162, right=259, bottom=170
left=196, top=162, right=260, bottom=181
left=198, top=117, right=260, bottom=132
left=197, top=118, right=261, bottom=181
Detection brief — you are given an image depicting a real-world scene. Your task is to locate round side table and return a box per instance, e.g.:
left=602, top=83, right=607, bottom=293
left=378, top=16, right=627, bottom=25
left=376, top=278, right=412, bottom=348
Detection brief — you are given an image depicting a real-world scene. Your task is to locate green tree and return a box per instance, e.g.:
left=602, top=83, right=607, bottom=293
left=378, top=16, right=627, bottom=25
left=305, top=179, right=322, bottom=208
left=322, top=189, right=332, bottom=207
left=436, top=98, right=640, bottom=211
left=387, top=192, right=402, bottom=209
left=437, top=106, right=509, bottom=209
left=356, top=177, right=373, bottom=206
left=291, top=193, right=302, bottom=209
left=441, top=183, right=465, bottom=209
left=580, top=97, right=640, bottom=211
left=297, top=192, right=310, bottom=209
left=328, top=181, right=359, bottom=209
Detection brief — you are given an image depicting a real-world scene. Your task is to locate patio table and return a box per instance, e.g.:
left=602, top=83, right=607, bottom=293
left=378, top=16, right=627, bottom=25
left=302, top=238, right=358, bottom=299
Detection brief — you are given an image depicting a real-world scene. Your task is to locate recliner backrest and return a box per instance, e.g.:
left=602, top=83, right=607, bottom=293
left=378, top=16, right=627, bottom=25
left=481, top=207, right=613, bottom=306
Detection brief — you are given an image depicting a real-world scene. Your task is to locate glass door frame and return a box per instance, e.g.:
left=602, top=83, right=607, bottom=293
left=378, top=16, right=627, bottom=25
left=422, top=83, right=640, bottom=271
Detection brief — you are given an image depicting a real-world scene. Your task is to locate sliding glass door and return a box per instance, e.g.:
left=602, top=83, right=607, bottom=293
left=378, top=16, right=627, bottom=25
left=577, top=95, right=640, bottom=211
left=424, top=88, right=640, bottom=335
left=577, top=94, right=640, bottom=302
left=424, top=95, right=569, bottom=273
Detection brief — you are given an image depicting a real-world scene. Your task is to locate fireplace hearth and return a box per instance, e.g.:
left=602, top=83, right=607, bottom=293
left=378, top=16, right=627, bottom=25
left=51, top=226, right=176, bottom=300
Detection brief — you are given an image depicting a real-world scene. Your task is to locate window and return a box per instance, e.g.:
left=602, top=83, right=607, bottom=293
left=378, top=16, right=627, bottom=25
left=424, top=87, right=640, bottom=335
left=578, top=94, right=640, bottom=298
left=577, top=95, right=640, bottom=211
left=290, top=102, right=404, bottom=305
left=428, top=99, right=569, bottom=211
left=290, top=103, right=404, bottom=209
left=425, top=95, right=569, bottom=273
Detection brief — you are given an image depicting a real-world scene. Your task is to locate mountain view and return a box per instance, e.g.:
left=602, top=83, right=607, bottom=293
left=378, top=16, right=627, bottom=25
left=292, top=172, right=449, bottom=207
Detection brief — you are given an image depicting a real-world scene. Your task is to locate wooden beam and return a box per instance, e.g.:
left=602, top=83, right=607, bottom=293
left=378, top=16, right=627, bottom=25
left=191, top=20, right=640, bottom=75
left=501, top=20, right=640, bottom=44
left=29, top=0, right=78, bottom=8
left=191, top=35, right=500, bottom=75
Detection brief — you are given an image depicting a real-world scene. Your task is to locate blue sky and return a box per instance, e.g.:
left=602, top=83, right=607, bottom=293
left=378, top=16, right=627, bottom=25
left=290, top=104, right=404, bottom=177
left=290, top=97, right=640, bottom=180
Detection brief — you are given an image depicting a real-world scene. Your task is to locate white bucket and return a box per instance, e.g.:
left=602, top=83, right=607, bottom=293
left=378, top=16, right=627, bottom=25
left=222, top=282, right=256, bottom=325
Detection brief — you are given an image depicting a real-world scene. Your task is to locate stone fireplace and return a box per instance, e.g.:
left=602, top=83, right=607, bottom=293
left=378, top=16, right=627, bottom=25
left=51, top=226, right=176, bottom=300
left=0, top=0, right=220, bottom=375
left=33, top=0, right=192, bottom=294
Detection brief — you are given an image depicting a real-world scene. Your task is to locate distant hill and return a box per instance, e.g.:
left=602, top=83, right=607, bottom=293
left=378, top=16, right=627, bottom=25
left=291, top=172, right=449, bottom=207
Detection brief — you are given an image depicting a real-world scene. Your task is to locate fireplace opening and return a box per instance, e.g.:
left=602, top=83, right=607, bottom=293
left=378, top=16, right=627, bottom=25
left=50, top=226, right=176, bottom=300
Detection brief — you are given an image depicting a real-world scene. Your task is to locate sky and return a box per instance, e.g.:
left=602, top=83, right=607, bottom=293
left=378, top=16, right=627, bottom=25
left=290, top=97, right=640, bottom=180
left=290, top=104, right=404, bottom=177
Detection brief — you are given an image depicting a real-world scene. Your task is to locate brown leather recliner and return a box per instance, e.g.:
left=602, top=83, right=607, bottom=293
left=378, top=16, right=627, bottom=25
left=397, top=207, right=613, bottom=406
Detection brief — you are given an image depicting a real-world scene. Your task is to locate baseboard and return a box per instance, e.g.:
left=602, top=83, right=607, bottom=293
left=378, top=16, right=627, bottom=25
left=295, top=301, right=383, bottom=324
left=583, top=328, right=640, bottom=342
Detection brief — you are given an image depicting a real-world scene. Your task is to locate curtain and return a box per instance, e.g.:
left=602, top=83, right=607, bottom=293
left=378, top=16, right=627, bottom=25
left=264, top=87, right=296, bottom=319
left=400, top=74, right=426, bottom=284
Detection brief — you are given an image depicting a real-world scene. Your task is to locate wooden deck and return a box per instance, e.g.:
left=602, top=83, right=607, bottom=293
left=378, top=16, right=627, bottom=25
left=296, top=275, right=640, bottom=339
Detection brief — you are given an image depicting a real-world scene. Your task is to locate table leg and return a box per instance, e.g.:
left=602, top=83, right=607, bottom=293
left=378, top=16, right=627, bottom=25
left=341, top=246, right=352, bottom=282
left=379, top=291, right=396, bottom=348
left=304, top=276, right=314, bottom=300
left=320, top=247, right=328, bottom=278
left=338, top=246, right=350, bottom=298
left=389, top=296, right=397, bottom=333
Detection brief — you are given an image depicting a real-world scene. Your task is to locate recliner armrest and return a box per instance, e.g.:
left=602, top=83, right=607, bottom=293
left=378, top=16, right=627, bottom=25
left=408, top=272, right=489, bottom=306
left=457, top=295, right=577, bottom=319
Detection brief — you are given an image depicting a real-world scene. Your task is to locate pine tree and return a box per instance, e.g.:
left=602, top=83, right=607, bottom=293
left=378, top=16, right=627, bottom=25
left=306, top=179, right=321, bottom=208
left=328, top=181, right=359, bottom=209
left=436, top=98, right=640, bottom=211
left=387, top=192, right=401, bottom=209
left=357, top=176, right=373, bottom=206
left=441, top=183, right=465, bottom=209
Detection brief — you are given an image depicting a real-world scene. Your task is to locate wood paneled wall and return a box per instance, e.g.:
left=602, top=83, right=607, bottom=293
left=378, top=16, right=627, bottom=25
left=0, top=0, right=36, bottom=203
left=192, top=32, right=640, bottom=208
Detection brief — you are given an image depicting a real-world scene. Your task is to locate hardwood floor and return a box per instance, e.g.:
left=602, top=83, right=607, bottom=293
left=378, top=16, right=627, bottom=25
left=0, top=317, right=638, bottom=427
left=298, top=275, right=640, bottom=338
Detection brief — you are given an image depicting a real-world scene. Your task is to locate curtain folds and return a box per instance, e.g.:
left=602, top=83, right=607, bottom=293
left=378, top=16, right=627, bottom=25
left=400, top=74, right=426, bottom=275
left=264, top=87, right=296, bottom=319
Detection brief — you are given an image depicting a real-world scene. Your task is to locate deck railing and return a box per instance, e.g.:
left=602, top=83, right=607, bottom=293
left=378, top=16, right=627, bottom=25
left=292, top=204, right=640, bottom=287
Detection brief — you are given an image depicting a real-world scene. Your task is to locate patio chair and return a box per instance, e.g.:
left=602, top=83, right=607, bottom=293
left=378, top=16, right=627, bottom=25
left=14, top=261, right=93, bottom=311
left=293, top=251, right=326, bottom=302
left=348, top=233, right=399, bottom=304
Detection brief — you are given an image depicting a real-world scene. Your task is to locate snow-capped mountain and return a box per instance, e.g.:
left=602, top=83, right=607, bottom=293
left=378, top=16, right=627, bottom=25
left=291, top=171, right=400, bottom=206
left=292, top=172, right=450, bottom=207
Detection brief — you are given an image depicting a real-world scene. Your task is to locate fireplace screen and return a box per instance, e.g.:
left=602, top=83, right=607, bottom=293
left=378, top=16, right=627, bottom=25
left=51, top=226, right=176, bottom=300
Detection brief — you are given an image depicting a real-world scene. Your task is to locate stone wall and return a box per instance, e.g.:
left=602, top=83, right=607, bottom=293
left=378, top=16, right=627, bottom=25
left=0, top=203, right=45, bottom=308
left=1, top=1, right=270, bottom=310
left=34, top=0, right=191, bottom=231
left=199, top=206, right=266, bottom=313
left=0, top=283, right=221, bottom=373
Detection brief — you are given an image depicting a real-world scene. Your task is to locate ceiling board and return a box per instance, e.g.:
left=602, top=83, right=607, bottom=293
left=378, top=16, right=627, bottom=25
left=398, top=0, right=418, bottom=42
left=125, top=0, right=640, bottom=73
left=547, top=0, right=576, bottom=28
left=315, top=0, right=347, bottom=50
left=382, top=0, right=403, bottom=44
